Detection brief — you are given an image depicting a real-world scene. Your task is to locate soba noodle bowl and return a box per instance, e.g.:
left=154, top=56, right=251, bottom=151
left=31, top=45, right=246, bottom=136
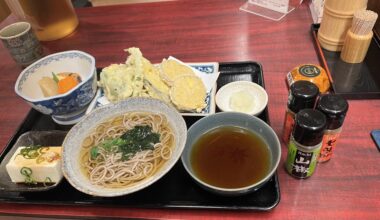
left=79, top=112, right=174, bottom=188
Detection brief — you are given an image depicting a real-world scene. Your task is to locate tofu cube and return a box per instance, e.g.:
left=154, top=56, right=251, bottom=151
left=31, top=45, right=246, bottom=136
left=6, top=146, right=63, bottom=183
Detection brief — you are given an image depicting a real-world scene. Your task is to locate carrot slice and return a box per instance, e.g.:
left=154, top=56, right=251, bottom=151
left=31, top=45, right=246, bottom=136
left=57, top=75, right=79, bottom=94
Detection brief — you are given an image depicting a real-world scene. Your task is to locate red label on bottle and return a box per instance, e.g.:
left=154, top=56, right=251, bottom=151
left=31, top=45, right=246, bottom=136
left=282, top=111, right=295, bottom=145
left=318, top=132, right=341, bottom=162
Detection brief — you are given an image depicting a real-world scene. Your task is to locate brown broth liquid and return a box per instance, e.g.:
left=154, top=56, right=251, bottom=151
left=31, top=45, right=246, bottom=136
left=190, top=126, right=271, bottom=188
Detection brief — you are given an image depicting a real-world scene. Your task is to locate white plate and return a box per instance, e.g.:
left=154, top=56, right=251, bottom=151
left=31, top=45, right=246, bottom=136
left=86, top=62, right=219, bottom=117
left=215, top=81, right=268, bottom=116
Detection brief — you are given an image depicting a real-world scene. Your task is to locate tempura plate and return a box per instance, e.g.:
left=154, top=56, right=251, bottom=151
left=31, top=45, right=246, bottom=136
left=86, top=62, right=219, bottom=116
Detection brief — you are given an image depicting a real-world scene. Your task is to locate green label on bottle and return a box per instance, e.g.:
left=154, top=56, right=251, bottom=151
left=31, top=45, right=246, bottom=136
left=286, top=140, right=320, bottom=178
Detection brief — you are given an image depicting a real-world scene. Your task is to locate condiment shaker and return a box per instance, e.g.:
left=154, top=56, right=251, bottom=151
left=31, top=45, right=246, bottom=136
left=282, top=81, right=319, bottom=145
left=285, top=109, right=326, bottom=179
left=317, top=94, right=349, bottom=162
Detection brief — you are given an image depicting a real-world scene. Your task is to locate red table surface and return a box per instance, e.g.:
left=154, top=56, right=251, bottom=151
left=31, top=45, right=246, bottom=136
left=0, top=0, right=379, bottom=219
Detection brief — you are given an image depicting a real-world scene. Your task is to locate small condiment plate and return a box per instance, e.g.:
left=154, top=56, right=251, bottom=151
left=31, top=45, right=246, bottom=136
left=0, top=131, right=66, bottom=192
left=86, top=62, right=219, bottom=117
left=215, top=81, right=268, bottom=116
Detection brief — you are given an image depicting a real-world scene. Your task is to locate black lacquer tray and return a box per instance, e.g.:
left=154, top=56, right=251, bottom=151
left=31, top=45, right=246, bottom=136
left=0, top=62, right=280, bottom=211
left=311, top=24, right=380, bottom=99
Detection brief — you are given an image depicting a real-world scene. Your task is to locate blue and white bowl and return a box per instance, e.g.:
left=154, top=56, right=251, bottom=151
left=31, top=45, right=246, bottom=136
left=15, top=50, right=97, bottom=125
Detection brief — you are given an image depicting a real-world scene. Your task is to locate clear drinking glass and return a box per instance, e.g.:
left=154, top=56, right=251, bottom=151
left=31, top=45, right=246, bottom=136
left=6, top=0, right=79, bottom=41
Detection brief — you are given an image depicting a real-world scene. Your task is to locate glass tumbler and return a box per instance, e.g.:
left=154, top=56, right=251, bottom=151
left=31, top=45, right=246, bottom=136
left=6, top=0, right=79, bottom=41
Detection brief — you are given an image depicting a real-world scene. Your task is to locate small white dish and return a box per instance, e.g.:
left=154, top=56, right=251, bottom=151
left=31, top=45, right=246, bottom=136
left=215, top=81, right=268, bottom=116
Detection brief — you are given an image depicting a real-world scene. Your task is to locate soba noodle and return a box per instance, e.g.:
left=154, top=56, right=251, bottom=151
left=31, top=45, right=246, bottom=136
left=80, top=112, right=174, bottom=188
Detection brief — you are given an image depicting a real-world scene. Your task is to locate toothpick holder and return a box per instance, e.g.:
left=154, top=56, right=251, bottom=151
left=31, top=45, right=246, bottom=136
left=340, top=29, right=373, bottom=63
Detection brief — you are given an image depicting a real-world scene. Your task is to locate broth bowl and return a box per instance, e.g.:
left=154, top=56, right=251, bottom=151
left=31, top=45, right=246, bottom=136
left=14, top=50, right=97, bottom=125
left=62, top=98, right=187, bottom=197
left=181, top=112, right=281, bottom=196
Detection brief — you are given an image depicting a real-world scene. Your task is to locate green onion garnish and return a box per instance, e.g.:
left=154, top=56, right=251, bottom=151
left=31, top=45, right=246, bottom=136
left=43, top=177, right=52, bottom=186
left=52, top=72, right=59, bottom=83
left=19, top=145, right=42, bottom=159
left=20, top=167, right=36, bottom=185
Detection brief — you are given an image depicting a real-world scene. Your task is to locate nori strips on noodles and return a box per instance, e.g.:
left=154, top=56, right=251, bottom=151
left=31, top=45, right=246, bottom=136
left=90, top=125, right=160, bottom=160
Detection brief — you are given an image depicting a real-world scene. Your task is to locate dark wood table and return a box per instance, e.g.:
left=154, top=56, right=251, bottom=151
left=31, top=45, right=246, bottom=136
left=0, top=1, right=379, bottom=219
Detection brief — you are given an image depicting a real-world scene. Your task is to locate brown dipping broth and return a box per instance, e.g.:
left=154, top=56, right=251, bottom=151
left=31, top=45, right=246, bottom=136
left=190, top=126, right=271, bottom=189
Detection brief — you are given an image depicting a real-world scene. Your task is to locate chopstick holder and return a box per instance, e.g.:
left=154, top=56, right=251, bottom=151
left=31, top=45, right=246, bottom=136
left=341, top=10, right=378, bottom=63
